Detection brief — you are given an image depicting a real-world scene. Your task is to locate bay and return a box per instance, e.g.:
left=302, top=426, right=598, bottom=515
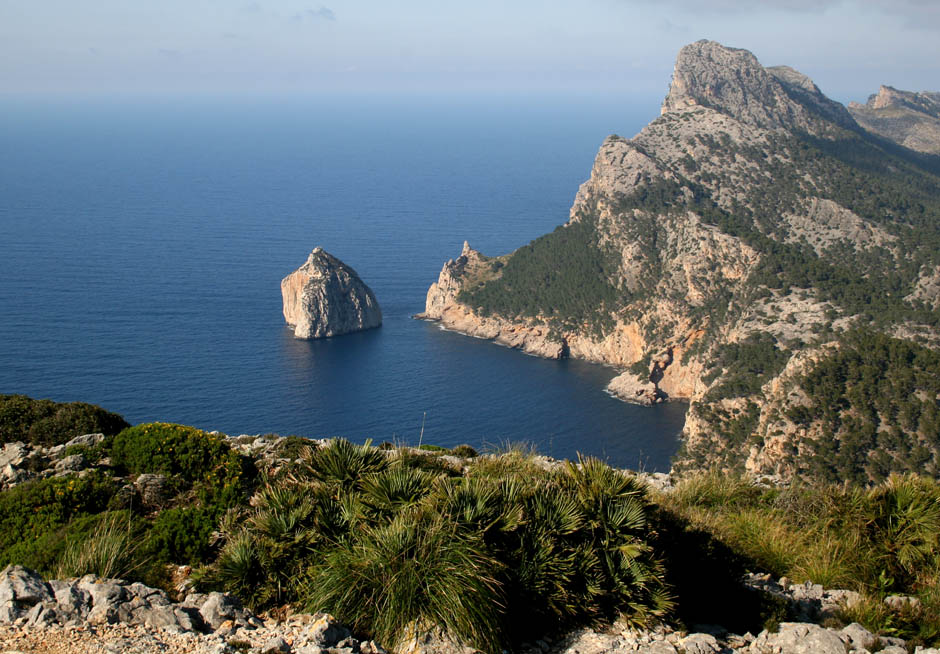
left=0, top=92, right=686, bottom=471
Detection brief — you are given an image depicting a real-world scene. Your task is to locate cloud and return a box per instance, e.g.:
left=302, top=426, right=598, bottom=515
left=286, top=6, right=336, bottom=25
left=625, top=0, right=940, bottom=27
left=625, top=0, right=840, bottom=14
left=879, top=0, right=940, bottom=30
left=158, top=48, right=181, bottom=58
left=308, top=6, right=336, bottom=21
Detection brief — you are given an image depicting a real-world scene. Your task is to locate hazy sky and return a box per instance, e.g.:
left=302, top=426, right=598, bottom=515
left=1, top=0, right=938, bottom=102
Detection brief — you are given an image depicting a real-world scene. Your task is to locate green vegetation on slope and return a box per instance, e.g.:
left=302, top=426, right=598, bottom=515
left=457, top=214, right=621, bottom=336
left=660, top=471, right=940, bottom=646
left=0, top=420, right=257, bottom=587
left=0, top=394, right=129, bottom=445
left=699, top=129, right=940, bottom=326
left=2, top=397, right=940, bottom=648
left=703, top=333, right=792, bottom=402
left=455, top=126, right=940, bottom=349
left=199, top=442, right=672, bottom=652
left=793, top=331, right=940, bottom=484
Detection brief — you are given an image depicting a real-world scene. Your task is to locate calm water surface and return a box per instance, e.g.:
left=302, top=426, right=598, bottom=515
left=0, top=92, right=686, bottom=471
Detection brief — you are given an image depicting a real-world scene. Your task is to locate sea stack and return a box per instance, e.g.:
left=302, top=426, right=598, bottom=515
left=281, top=248, right=382, bottom=339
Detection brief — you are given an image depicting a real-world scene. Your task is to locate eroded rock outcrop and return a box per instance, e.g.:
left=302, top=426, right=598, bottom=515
left=849, top=85, right=940, bottom=155
left=281, top=248, right=382, bottom=339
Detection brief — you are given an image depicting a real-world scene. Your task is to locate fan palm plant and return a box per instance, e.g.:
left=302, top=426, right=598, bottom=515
left=304, top=508, right=506, bottom=653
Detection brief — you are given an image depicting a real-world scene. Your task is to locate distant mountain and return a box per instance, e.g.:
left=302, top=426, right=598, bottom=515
left=849, top=85, right=940, bottom=155
left=419, top=40, right=940, bottom=484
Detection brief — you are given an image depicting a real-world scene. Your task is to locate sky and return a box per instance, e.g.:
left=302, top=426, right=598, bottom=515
left=1, top=0, right=938, bottom=103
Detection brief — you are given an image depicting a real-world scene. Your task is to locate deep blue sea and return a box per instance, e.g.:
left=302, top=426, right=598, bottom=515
left=0, top=92, right=686, bottom=471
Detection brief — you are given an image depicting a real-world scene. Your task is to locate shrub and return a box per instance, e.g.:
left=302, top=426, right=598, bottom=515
left=197, top=445, right=670, bottom=652
left=303, top=438, right=388, bottom=489
left=56, top=511, right=140, bottom=579
left=145, top=506, right=218, bottom=565
left=452, top=444, right=478, bottom=458
left=659, top=473, right=940, bottom=646
left=0, top=394, right=129, bottom=446
left=0, top=472, right=116, bottom=571
left=304, top=511, right=505, bottom=653
left=109, top=423, right=255, bottom=508
left=273, top=435, right=314, bottom=461
left=359, top=465, right=437, bottom=518
left=197, top=481, right=353, bottom=608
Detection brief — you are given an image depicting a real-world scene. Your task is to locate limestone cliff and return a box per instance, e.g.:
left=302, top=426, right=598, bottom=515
left=281, top=248, right=382, bottom=339
left=419, top=40, right=940, bottom=483
left=848, top=85, right=940, bottom=155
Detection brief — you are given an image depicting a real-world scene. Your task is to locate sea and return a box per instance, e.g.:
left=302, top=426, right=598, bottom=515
left=0, top=92, right=686, bottom=471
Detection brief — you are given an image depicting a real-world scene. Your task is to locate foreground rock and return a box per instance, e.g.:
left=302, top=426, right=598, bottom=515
left=4, top=562, right=930, bottom=654
left=1, top=433, right=102, bottom=491
left=0, top=565, right=386, bottom=654
left=281, top=247, right=382, bottom=339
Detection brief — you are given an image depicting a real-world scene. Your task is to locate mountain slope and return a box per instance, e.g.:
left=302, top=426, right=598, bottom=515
left=849, top=85, right=940, bottom=156
left=418, top=40, right=940, bottom=483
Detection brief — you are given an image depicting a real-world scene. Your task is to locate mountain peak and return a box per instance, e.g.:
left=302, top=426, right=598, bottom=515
left=662, top=40, right=855, bottom=133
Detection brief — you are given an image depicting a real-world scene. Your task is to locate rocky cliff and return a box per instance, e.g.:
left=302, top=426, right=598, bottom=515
left=849, top=85, right=940, bottom=155
left=281, top=248, right=382, bottom=339
left=419, top=40, right=940, bottom=483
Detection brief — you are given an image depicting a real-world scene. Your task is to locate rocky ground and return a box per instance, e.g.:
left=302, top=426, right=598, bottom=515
left=2, top=564, right=939, bottom=654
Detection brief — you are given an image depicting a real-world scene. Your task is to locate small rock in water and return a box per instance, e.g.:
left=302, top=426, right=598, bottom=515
left=281, top=248, right=382, bottom=339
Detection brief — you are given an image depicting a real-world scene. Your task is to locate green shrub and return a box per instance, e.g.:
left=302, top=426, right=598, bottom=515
left=452, top=444, right=478, bottom=458
left=0, top=394, right=129, bottom=446
left=304, top=511, right=505, bottom=653
left=197, top=444, right=670, bottom=652
left=109, top=423, right=255, bottom=507
left=197, top=481, right=353, bottom=608
left=1, top=513, right=102, bottom=576
left=273, top=435, right=314, bottom=461
left=145, top=506, right=218, bottom=565
left=359, top=465, right=437, bottom=518
left=0, top=472, right=116, bottom=570
left=304, top=438, right=388, bottom=489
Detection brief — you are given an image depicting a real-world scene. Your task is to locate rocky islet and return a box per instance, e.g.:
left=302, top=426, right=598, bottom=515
left=281, top=248, right=382, bottom=340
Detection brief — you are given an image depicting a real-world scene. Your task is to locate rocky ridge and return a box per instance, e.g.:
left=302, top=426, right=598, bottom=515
left=417, top=40, right=940, bottom=481
left=849, top=85, right=940, bottom=155
left=281, top=248, right=382, bottom=339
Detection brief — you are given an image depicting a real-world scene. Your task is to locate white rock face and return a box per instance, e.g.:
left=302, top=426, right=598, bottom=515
left=281, top=248, right=382, bottom=339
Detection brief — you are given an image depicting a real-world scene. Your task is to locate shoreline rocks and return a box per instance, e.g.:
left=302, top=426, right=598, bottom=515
left=281, top=248, right=382, bottom=340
